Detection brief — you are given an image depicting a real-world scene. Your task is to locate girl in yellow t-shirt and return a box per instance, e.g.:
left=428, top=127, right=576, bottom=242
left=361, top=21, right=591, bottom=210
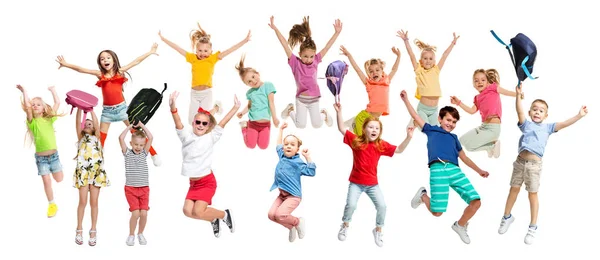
left=397, top=30, right=459, bottom=129
left=338, top=45, right=401, bottom=136
left=17, top=84, right=66, bottom=218
left=159, top=23, right=251, bottom=124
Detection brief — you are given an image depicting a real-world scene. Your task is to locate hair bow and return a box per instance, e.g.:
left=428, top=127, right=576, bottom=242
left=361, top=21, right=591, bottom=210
left=198, top=107, right=211, bottom=115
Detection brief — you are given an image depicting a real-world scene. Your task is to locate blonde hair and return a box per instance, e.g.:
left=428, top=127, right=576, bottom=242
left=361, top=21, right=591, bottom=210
left=190, top=23, right=212, bottom=51
left=472, top=68, right=501, bottom=84
left=284, top=134, right=303, bottom=147
left=414, top=39, right=437, bottom=57
left=288, top=16, right=316, bottom=52
left=132, top=129, right=147, bottom=139
left=235, top=54, right=258, bottom=80
left=364, top=58, right=386, bottom=74
left=194, top=112, right=218, bottom=134
left=21, top=97, right=65, bottom=148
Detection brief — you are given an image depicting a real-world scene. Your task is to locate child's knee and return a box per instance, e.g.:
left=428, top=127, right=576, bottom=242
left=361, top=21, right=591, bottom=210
left=469, top=199, right=481, bottom=209
left=140, top=210, right=148, bottom=218
left=131, top=210, right=141, bottom=218
left=52, top=172, right=64, bottom=182
left=183, top=206, right=193, bottom=218
left=267, top=212, right=276, bottom=221
left=432, top=212, right=443, bottom=217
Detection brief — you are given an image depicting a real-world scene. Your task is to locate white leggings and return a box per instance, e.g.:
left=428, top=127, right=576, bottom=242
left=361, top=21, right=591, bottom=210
left=290, top=96, right=324, bottom=129
left=189, top=88, right=213, bottom=124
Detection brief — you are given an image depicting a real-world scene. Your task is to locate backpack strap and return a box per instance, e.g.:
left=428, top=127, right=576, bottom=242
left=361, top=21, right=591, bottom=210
left=520, top=56, right=538, bottom=80
left=491, top=30, right=520, bottom=84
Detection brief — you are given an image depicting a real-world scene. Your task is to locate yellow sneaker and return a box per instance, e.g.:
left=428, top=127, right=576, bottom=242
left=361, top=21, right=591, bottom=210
left=47, top=203, right=58, bottom=218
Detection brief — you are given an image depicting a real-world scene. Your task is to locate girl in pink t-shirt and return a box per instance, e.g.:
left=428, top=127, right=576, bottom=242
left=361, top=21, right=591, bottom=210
left=332, top=102, right=413, bottom=247
left=450, top=69, right=517, bottom=158
left=268, top=16, right=342, bottom=129
left=338, top=45, right=402, bottom=136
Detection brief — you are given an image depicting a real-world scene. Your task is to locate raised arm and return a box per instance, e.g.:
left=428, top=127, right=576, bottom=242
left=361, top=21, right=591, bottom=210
left=119, top=125, right=133, bottom=154
left=395, top=126, right=414, bottom=153
left=137, top=122, right=154, bottom=153
left=333, top=103, right=346, bottom=135
left=339, top=45, right=367, bottom=84
left=387, top=47, right=402, bottom=82
left=217, top=95, right=242, bottom=128
left=90, top=109, right=100, bottom=138
left=48, top=86, right=60, bottom=112
left=515, top=84, right=526, bottom=125
left=16, top=85, right=33, bottom=122
left=450, top=96, right=478, bottom=115
left=120, top=43, right=159, bottom=72
left=397, top=30, right=418, bottom=70
left=56, top=56, right=102, bottom=78
left=300, top=149, right=316, bottom=177
left=268, top=93, right=280, bottom=127
left=277, top=122, right=287, bottom=145
left=169, top=91, right=184, bottom=130
left=268, top=16, right=293, bottom=59
left=75, top=108, right=83, bottom=140
left=400, top=90, right=425, bottom=129
left=459, top=150, right=489, bottom=178
left=158, top=31, right=187, bottom=57
left=318, top=19, right=343, bottom=59
left=218, top=31, right=251, bottom=60
left=436, top=33, right=460, bottom=70
left=555, top=106, right=588, bottom=132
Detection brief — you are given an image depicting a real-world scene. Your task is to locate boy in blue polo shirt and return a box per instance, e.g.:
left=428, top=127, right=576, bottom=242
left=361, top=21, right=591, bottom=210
left=497, top=84, right=587, bottom=245
left=268, top=122, right=317, bottom=243
left=400, top=90, right=489, bottom=245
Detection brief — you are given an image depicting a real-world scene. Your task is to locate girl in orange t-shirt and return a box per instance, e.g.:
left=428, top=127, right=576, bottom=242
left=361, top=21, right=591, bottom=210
left=56, top=44, right=162, bottom=166
left=338, top=45, right=401, bottom=136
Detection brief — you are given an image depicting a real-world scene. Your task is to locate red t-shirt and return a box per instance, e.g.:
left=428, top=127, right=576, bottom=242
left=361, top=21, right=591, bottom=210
left=96, top=74, right=127, bottom=106
left=343, top=130, right=397, bottom=185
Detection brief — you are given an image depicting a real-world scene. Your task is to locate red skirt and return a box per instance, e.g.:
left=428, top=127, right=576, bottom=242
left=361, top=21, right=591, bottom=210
left=186, top=172, right=217, bottom=204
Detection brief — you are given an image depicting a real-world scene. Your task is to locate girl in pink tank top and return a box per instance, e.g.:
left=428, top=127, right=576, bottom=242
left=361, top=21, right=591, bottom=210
left=450, top=69, right=517, bottom=158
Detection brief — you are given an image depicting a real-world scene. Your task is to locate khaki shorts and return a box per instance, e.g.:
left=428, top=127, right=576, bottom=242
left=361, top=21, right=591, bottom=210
left=510, top=156, right=543, bottom=192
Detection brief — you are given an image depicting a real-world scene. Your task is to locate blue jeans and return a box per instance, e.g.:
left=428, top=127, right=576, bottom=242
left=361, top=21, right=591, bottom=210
left=342, top=182, right=387, bottom=227
left=34, top=151, right=63, bottom=176
left=101, top=101, right=128, bottom=123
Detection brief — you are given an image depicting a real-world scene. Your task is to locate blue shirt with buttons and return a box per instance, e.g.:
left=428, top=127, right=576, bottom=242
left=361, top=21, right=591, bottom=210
left=270, top=144, right=317, bottom=198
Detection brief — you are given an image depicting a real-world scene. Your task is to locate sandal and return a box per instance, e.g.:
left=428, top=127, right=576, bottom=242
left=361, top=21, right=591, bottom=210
left=75, top=230, right=83, bottom=245
left=88, top=230, right=97, bottom=246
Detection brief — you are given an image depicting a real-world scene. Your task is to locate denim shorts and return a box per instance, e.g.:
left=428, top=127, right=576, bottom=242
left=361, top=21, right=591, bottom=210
left=101, top=102, right=128, bottom=123
left=35, top=152, right=63, bottom=176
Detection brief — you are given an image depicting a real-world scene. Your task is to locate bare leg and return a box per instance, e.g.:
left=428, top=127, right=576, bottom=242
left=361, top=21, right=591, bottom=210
left=138, top=210, right=148, bottom=234
left=76, top=185, right=90, bottom=230
left=89, top=186, right=101, bottom=239
left=503, top=186, right=521, bottom=216
left=129, top=210, right=140, bottom=236
left=528, top=192, right=539, bottom=225
left=457, top=199, right=481, bottom=226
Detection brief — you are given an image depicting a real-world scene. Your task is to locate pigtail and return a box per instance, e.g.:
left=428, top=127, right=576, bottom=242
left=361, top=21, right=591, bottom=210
left=234, top=54, right=258, bottom=80
left=414, top=39, right=437, bottom=53
left=485, top=68, right=500, bottom=84
left=288, top=16, right=317, bottom=52
left=190, top=23, right=212, bottom=51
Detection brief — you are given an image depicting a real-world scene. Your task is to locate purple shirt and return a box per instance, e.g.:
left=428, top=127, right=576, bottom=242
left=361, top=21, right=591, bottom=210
left=288, top=53, right=322, bottom=97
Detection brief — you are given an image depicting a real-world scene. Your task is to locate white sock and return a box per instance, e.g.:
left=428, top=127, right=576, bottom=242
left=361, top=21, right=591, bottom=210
left=222, top=210, right=228, bottom=220
left=49, top=200, right=55, bottom=204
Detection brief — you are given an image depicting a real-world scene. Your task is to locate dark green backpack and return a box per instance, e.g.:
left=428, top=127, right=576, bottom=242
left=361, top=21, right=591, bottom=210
left=127, top=83, right=167, bottom=127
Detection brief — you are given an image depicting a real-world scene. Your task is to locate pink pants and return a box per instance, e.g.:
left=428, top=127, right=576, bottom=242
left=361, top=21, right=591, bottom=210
left=242, top=121, right=271, bottom=149
left=267, top=189, right=301, bottom=230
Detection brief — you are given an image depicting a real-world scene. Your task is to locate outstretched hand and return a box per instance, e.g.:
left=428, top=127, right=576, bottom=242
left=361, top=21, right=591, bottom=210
left=397, top=30, right=409, bottom=41
left=169, top=91, right=179, bottom=109
left=451, top=32, right=460, bottom=44
left=406, top=126, right=415, bottom=137
left=333, top=19, right=343, bottom=33
left=400, top=90, right=409, bottom=101
left=149, top=43, right=159, bottom=55
left=268, top=16, right=276, bottom=29
left=244, top=30, right=252, bottom=43
left=16, top=84, right=25, bottom=92
left=233, top=95, right=241, bottom=108
left=56, top=55, right=66, bottom=69
left=392, top=47, right=401, bottom=56
left=48, top=86, right=56, bottom=92
left=339, top=45, right=350, bottom=56
left=280, top=122, right=288, bottom=130
left=579, top=106, right=588, bottom=117
left=450, top=96, right=461, bottom=105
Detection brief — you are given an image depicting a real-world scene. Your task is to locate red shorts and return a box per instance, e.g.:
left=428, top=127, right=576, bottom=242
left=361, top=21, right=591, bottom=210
left=186, top=173, right=217, bottom=204
left=125, top=186, right=150, bottom=212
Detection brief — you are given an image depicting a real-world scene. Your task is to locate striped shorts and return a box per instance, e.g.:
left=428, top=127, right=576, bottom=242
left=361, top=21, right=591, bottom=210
left=429, top=162, right=480, bottom=213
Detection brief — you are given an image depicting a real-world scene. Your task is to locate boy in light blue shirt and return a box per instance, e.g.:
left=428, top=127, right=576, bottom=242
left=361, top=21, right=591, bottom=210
left=498, top=84, right=588, bottom=245
left=268, top=122, right=316, bottom=243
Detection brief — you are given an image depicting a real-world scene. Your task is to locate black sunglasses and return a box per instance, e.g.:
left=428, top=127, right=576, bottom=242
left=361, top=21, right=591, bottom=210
left=195, top=120, right=209, bottom=126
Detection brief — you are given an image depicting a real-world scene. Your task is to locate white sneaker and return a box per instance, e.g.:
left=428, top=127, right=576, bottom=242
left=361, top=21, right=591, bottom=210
left=137, top=233, right=147, bottom=245
left=151, top=154, right=162, bottom=167
left=338, top=224, right=348, bottom=241
left=372, top=228, right=383, bottom=247
left=296, top=217, right=306, bottom=239
left=281, top=103, right=294, bottom=119
left=343, top=117, right=355, bottom=128
left=492, top=140, right=501, bottom=158
left=524, top=226, right=536, bottom=245
left=240, top=120, right=248, bottom=128
left=289, top=227, right=297, bottom=242
left=126, top=235, right=135, bottom=246
left=322, top=109, right=333, bottom=127
left=411, top=187, right=427, bottom=209
left=214, top=101, right=223, bottom=115
left=498, top=214, right=515, bottom=234
left=452, top=221, right=471, bottom=244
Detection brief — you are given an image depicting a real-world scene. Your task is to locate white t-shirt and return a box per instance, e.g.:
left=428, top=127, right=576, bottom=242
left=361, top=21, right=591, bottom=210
left=176, top=125, right=224, bottom=178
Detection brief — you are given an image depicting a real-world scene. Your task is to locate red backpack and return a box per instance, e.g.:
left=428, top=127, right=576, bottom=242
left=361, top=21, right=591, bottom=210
left=65, top=90, right=99, bottom=129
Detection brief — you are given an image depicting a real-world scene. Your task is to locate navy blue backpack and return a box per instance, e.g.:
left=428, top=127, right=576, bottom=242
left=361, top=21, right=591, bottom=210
left=490, top=30, right=538, bottom=83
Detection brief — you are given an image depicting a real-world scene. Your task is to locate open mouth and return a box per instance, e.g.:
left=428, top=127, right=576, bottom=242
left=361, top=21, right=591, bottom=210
left=103, top=63, right=110, bottom=68
left=373, top=75, right=380, bottom=80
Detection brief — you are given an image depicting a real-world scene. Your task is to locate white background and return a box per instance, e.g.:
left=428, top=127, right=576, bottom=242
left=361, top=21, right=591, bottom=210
left=1, top=0, right=598, bottom=259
